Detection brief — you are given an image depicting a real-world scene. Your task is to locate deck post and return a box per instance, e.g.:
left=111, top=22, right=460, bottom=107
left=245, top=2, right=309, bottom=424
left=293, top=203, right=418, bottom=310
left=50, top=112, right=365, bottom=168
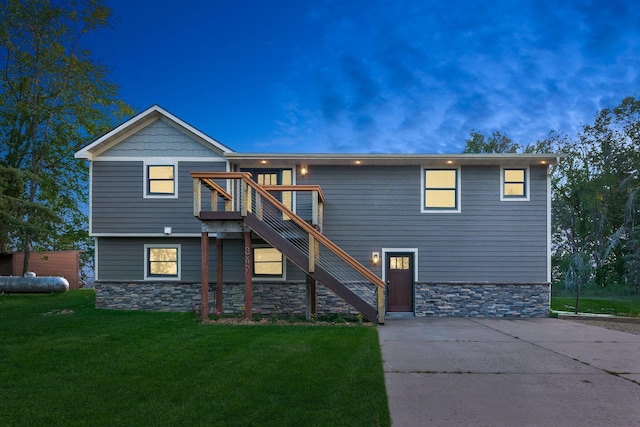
left=377, top=286, right=385, bottom=325
left=200, top=231, right=209, bottom=320
left=193, top=179, right=202, bottom=217
left=305, top=275, right=317, bottom=320
left=216, top=238, right=223, bottom=314
left=308, top=234, right=315, bottom=273
left=311, top=190, right=318, bottom=227
left=244, top=231, right=253, bottom=320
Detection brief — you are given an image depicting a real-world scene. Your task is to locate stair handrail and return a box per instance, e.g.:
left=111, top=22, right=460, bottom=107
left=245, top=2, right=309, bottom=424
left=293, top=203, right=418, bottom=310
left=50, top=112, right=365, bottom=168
left=190, top=171, right=384, bottom=290
left=241, top=176, right=385, bottom=290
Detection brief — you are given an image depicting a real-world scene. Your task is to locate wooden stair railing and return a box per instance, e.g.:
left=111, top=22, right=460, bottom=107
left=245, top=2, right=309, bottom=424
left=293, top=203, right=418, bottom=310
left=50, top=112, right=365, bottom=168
left=191, top=172, right=386, bottom=323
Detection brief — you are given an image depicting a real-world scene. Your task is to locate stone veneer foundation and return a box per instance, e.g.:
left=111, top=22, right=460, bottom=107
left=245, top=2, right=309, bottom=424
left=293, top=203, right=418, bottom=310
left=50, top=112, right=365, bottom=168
left=95, top=281, right=376, bottom=316
left=413, top=282, right=550, bottom=317
left=95, top=281, right=549, bottom=318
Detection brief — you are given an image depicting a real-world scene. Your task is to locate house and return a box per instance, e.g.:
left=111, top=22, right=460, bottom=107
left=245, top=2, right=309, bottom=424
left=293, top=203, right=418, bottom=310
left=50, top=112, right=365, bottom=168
left=75, top=105, right=561, bottom=322
left=0, top=251, right=82, bottom=289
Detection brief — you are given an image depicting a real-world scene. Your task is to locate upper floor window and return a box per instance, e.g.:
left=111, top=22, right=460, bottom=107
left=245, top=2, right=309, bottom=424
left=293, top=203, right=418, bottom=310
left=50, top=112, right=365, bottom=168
left=422, top=167, right=460, bottom=213
left=501, top=167, right=529, bottom=201
left=145, top=163, right=178, bottom=198
left=145, top=244, right=181, bottom=280
left=253, top=246, right=285, bottom=279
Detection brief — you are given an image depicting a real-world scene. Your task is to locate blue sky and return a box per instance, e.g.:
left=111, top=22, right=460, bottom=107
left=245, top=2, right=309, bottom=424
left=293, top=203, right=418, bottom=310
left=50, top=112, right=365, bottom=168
left=88, top=0, right=640, bottom=154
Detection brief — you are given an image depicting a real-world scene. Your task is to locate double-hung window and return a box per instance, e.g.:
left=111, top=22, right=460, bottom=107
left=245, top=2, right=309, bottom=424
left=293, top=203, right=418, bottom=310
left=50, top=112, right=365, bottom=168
left=253, top=246, right=285, bottom=279
left=501, top=167, right=529, bottom=201
left=145, top=164, right=177, bottom=198
left=422, top=168, right=460, bottom=213
left=145, top=244, right=181, bottom=280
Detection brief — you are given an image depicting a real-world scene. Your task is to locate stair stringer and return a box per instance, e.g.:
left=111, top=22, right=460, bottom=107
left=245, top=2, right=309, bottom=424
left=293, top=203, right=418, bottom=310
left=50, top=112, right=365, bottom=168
left=244, top=213, right=378, bottom=322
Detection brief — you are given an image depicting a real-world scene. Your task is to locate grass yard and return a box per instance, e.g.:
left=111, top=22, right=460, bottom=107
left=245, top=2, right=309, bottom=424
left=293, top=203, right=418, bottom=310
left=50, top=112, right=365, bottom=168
left=0, top=290, right=390, bottom=427
left=551, top=296, right=640, bottom=317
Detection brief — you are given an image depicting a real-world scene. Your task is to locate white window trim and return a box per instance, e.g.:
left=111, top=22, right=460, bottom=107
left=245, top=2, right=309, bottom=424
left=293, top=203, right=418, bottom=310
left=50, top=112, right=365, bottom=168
left=144, top=160, right=179, bottom=199
left=421, top=166, right=461, bottom=213
left=252, top=245, right=286, bottom=281
left=500, top=166, right=530, bottom=201
left=144, top=244, right=181, bottom=280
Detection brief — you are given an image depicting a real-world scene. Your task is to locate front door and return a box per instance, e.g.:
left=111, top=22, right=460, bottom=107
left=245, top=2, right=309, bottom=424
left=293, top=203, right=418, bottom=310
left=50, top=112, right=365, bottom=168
left=386, top=253, right=414, bottom=312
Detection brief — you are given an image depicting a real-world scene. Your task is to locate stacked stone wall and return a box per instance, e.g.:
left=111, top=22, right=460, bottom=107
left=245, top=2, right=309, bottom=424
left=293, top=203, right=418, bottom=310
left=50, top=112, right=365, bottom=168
left=95, top=281, right=368, bottom=315
left=95, top=281, right=549, bottom=318
left=414, top=282, right=550, bottom=317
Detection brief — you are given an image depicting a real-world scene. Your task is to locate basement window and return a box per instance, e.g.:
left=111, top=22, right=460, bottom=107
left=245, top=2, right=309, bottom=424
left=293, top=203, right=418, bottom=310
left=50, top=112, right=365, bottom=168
left=253, top=246, right=285, bottom=279
left=145, top=245, right=181, bottom=280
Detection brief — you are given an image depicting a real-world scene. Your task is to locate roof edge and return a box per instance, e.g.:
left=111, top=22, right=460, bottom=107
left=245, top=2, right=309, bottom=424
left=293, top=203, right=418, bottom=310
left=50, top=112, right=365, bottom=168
left=224, top=152, right=565, bottom=167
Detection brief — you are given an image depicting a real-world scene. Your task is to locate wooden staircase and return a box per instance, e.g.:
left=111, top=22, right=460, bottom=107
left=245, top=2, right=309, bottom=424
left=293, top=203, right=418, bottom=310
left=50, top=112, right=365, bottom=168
left=191, top=172, right=385, bottom=323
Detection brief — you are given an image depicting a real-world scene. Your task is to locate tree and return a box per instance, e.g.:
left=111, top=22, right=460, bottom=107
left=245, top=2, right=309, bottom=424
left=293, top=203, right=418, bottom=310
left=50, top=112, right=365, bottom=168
left=462, top=130, right=521, bottom=153
left=0, top=0, right=132, bottom=273
left=539, top=96, right=640, bottom=296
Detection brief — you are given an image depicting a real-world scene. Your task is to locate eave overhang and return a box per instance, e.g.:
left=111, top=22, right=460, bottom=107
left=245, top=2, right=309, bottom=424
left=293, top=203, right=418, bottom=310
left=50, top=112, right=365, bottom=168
left=225, top=153, right=565, bottom=168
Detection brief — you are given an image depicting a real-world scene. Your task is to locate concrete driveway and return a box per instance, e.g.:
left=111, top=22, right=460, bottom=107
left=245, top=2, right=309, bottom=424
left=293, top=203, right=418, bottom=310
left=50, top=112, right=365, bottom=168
left=378, top=318, right=640, bottom=426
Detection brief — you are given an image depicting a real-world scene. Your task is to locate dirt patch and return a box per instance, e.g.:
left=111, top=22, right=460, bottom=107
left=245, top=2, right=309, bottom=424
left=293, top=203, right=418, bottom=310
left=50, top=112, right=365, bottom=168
left=567, top=319, right=640, bottom=335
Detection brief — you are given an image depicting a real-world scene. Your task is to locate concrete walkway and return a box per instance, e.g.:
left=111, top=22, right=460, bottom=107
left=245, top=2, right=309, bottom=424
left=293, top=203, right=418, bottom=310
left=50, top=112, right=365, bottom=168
left=378, top=318, right=640, bottom=426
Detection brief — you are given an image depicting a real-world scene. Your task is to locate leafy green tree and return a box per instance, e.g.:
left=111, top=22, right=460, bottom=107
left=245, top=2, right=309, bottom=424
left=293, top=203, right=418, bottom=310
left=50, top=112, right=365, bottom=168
left=539, top=96, right=640, bottom=295
left=0, top=0, right=132, bottom=273
left=462, top=130, right=521, bottom=153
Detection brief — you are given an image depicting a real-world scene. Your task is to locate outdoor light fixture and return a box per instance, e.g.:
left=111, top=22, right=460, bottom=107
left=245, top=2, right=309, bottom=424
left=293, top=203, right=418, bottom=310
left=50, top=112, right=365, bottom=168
left=163, top=227, right=172, bottom=235
left=372, top=252, right=380, bottom=265
left=300, top=165, right=308, bottom=176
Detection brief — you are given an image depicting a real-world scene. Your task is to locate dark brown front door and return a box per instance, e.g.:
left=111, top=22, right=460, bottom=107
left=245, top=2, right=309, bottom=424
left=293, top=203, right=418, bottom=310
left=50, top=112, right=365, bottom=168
left=386, top=254, right=414, bottom=312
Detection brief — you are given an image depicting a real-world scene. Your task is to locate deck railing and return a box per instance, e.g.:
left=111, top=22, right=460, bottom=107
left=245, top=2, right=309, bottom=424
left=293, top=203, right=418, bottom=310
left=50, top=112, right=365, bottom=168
left=191, top=172, right=385, bottom=323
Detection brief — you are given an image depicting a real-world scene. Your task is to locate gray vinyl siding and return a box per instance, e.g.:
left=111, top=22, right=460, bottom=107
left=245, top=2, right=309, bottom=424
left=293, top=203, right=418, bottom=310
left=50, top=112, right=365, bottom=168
left=95, top=162, right=548, bottom=284
left=97, top=237, right=306, bottom=282
left=297, top=164, right=548, bottom=283
left=92, top=161, right=227, bottom=234
left=101, top=119, right=225, bottom=159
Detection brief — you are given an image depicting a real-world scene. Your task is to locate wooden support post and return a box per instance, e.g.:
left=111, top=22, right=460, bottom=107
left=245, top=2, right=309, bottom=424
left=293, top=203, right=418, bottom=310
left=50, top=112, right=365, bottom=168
left=256, top=193, right=262, bottom=220
left=377, top=285, right=385, bottom=325
left=244, top=231, right=253, bottom=320
left=241, top=180, right=250, bottom=216
left=312, top=190, right=318, bottom=227
left=305, top=275, right=317, bottom=320
left=193, top=179, right=202, bottom=217
left=216, top=238, right=223, bottom=314
left=308, top=234, right=315, bottom=273
left=200, top=231, right=209, bottom=320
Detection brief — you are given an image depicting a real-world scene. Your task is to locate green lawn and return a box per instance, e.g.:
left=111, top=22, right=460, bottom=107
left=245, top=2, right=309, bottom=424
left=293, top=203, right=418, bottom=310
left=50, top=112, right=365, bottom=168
left=551, top=296, right=640, bottom=317
left=0, top=290, right=390, bottom=426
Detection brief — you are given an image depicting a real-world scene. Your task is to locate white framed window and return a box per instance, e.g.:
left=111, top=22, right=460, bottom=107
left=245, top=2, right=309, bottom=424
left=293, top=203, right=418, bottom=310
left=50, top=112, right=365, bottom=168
left=500, top=167, right=530, bottom=201
left=421, top=167, right=461, bottom=213
left=144, top=244, right=181, bottom=280
left=144, top=161, right=178, bottom=198
left=253, top=246, right=286, bottom=280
